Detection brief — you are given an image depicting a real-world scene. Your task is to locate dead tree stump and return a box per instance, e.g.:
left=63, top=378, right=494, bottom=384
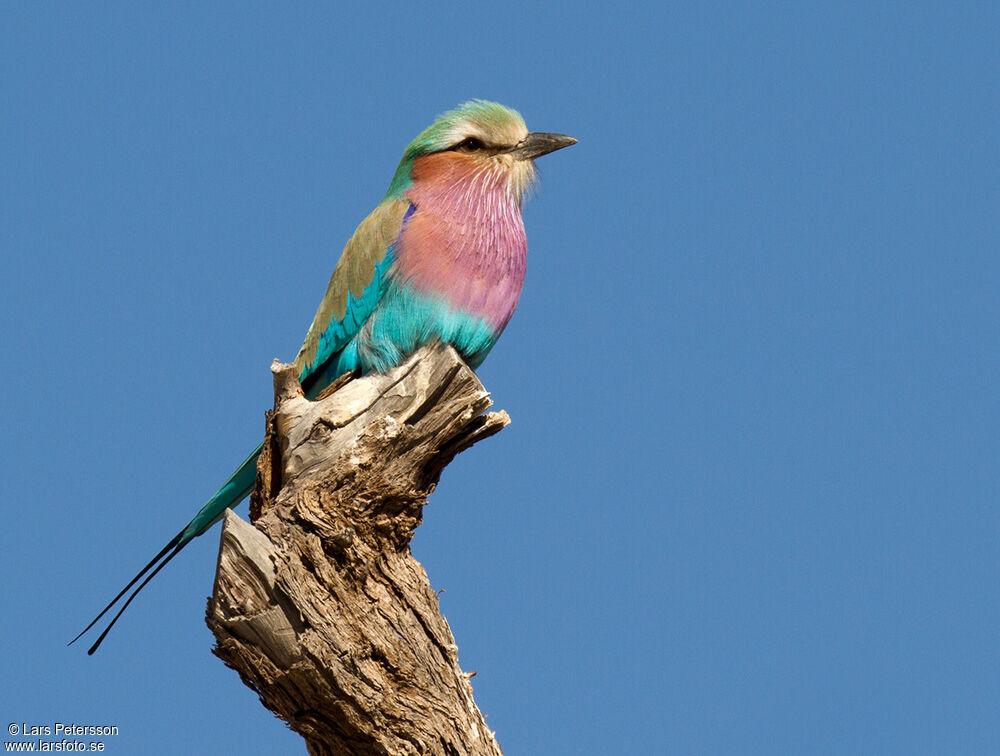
left=206, top=343, right=509, bottom=756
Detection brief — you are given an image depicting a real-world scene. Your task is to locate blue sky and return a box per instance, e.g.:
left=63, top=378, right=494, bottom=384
left=2, top=2, right=999, bottom=754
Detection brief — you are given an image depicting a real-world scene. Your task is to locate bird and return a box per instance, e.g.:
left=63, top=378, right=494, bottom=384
left=72, top=100, right=576, bottom=654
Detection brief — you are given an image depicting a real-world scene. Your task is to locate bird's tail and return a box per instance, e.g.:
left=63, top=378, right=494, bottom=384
left=70, top=442, right=263, bottom=655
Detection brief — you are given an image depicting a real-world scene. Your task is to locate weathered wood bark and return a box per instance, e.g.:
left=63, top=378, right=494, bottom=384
left=206, top=343, right=508, bottom=756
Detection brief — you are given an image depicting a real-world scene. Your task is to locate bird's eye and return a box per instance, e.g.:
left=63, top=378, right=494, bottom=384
left=455, top=137, right=486, bottom=152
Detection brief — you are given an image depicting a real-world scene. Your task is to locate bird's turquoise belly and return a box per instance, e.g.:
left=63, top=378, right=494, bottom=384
left=334, top=282, right=499, bottom=376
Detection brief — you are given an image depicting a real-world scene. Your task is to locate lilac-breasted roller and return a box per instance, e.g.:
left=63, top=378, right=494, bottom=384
left=73, top=100, right=575, bottom=653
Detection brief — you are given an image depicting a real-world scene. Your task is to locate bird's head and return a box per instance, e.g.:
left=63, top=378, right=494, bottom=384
left=385, top=100, right=576, bottom=204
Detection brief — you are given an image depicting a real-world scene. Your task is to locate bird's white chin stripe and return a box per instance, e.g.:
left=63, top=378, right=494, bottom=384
left=503, top=159, right=537, bottom=204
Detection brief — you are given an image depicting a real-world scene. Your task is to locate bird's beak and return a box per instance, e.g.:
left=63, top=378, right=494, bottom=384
left=506, top=132, right=578, bottom=161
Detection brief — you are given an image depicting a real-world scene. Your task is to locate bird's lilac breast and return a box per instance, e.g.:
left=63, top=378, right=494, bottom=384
left=394, top=157, right=528, bottom=332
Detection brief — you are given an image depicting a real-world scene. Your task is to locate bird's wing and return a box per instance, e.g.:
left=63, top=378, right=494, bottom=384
left=295, top=197, right=411, bottom=386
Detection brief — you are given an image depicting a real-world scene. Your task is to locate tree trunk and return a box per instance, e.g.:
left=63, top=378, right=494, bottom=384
left=206, top=343, right=508, bottom=756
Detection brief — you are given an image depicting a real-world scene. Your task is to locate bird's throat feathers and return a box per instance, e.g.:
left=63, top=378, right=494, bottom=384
left=394, top=151, right=529, bottom=330
left=410, top=150, right=537, bottom=207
